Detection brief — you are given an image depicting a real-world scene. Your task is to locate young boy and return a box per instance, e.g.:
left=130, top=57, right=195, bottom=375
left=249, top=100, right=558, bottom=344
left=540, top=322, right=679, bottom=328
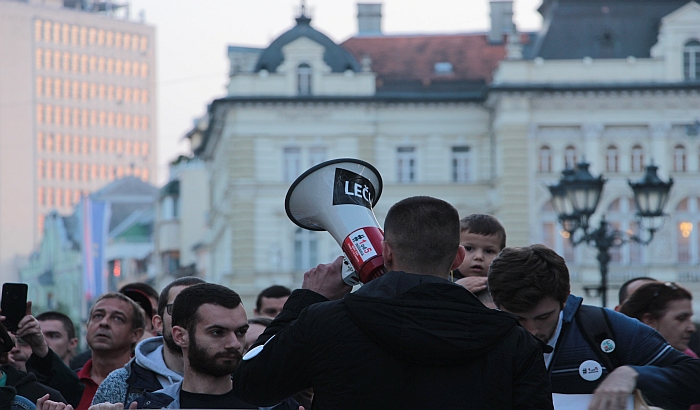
left=453, top=214, right=506, bottom=308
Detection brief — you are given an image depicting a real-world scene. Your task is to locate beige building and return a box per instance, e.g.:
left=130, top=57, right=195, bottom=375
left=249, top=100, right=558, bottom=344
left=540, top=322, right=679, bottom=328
left=170, top=0, right=700, bottom=312
left=0, top=0, right=156, bottom=282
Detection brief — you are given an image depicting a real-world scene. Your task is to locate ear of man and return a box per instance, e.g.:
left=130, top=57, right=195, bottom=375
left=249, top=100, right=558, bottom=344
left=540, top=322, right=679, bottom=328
left=450, top=246, right=466, bottom=271
left=152, top=315, right=163, bottom=334
left=172, top=325, right=189, bottom=349
left=131, top=327, right=144, bottom=344
left=381, top=241, right=395, bottom=271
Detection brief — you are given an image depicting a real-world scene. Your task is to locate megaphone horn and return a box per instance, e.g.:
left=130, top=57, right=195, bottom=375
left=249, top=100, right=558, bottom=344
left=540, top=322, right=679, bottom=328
left=285, top=158, right=386, bottom=285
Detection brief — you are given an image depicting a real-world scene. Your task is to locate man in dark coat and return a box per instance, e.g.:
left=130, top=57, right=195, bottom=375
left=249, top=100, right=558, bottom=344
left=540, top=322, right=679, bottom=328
left=234, top=196, right=553, bottom=410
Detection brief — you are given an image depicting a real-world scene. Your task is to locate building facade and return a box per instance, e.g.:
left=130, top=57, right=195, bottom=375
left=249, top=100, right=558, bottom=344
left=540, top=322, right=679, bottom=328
left=0, top=0, right=156, bottom=283
left=171, top=0, right=700, bottom=312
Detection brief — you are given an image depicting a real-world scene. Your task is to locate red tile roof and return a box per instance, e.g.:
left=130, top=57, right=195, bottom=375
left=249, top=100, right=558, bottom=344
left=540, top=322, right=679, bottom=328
left=341, top=33, right=510, bottom=85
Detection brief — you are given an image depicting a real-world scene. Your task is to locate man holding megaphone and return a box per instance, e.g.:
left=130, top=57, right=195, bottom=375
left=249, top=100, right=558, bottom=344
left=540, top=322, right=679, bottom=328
left=233, top=195, right=553, bottom=410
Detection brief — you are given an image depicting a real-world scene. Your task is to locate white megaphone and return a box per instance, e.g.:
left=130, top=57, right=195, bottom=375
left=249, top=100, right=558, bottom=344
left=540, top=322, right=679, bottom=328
left=285, top=158, right=386, bottom=286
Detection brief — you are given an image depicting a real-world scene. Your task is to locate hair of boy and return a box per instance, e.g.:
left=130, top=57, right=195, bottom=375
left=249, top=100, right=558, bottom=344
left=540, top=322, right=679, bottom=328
left=618, top=276, right=657, bottom=305
left=89, top=292, right=145, bottom=331
left=619, top=282, right=692, bottom=321
left=36, top=311, right=77, bottom=340
left=171, top=283, right=243, bottom=334
left=383, top=196, right=460, bottom=276
left=157, top=276, right=206, bottom=317
left=459, top=214, right=506, bottom=249
left=255, top=285, right=292, bottom=312
left=488, top=244, right=570, bottom=313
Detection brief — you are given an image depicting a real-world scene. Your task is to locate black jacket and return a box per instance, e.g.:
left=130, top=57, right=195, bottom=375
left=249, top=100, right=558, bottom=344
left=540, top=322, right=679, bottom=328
left=26, top=349, right=84, bottom=407
left=233, top=271, right=553, bottom=410
left=0, top=364, right=66, bottom=405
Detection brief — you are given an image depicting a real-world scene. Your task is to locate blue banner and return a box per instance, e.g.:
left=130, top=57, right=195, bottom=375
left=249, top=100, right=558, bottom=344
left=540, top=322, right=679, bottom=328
left=82, top=197, right=110, bottom=302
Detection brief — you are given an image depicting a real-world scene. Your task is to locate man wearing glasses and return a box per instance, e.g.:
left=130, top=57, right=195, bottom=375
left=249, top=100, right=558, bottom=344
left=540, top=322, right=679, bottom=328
left=91, top=277, right=205, bottom=406
left=488, top=245, right=700, bottom=410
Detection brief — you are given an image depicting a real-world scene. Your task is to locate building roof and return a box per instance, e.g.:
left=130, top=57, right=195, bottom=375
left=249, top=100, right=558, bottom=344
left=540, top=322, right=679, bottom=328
left=254, top=14, right=361, bottom=73
left=341, top=32, right=533, bottom=92
left=529, top=0, right=690, bottom=59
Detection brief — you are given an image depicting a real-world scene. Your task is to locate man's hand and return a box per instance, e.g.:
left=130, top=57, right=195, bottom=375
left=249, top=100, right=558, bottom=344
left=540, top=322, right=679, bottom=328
left=588, top=366, right=638, bottom=410
left=16, top=301, right=49, bottom=358
left=302, top=256, right=352, bottom=301
left=455, top=276, right=488, bottom=293
left=37, top=394, right=74, bottom=410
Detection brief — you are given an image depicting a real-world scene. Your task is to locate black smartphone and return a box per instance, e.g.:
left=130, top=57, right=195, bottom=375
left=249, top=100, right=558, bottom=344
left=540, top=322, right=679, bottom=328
left=1, top=283, right=28, bottom=332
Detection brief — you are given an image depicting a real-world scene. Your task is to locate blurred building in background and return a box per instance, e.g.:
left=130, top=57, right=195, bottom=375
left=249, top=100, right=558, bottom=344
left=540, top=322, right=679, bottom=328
left=0, top=0, right=156, bottom=283
left=151, top=0, right=700, bottom=312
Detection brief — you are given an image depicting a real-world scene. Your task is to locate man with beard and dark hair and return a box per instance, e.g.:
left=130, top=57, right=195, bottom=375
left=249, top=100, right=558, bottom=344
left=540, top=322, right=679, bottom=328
left=133, top=283, right=255, bottom=409
left=91, top=277, right=205, bottom=406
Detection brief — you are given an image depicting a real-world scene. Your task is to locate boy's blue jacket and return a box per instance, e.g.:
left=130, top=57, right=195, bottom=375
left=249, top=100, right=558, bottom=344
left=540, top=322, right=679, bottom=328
left=551, top=294, right=700, bottom=410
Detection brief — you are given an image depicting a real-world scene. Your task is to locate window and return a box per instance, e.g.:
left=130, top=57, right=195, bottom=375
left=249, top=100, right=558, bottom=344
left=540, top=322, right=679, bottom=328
left=564, top=145, right=577, bottom=168
left=123, top=33, right=131, bottom=49
left=297, top=63, right=312, bottom=96
left=606, top=145, right=618, bottom=172
left=38, top=160, right=44, bottom=179
left=140, top=36, right=148, bottom=51
left=115, top=32, right=122, bottom=48
left=62, top=25, right=69, bottom=44
left=89, top=28, right=96, bottom=45
left=35, top=20, right=43, bottom=41
left=541, top=202, right=576, bottom=263
left=53, top=24, right=60, bottom=44
left=43, top=21, right=51, bottom=42
left=38, top=187, right=45, bottom=206
left=140, top=63, right=148, bottom=78
left=294, top=228, right=318, bottom=271
left=309, top=147, right=326, bottom=167
left=631, top=145, right=644, bottom=172
left=44, top=49, right=52, bottom=70
left=684, top=40, right=700, bottom=81
left=451, top=146, right=472, bottom=182
left=71, top=25, right=78, bottom=45
left=161, top=195, right=179, bottom=220
left=36, top=49, right=43, bottom=70
left=283, top=147, right=301, bottom=182
left=36, top=77, right=43, bottom=97
left=676, top=197, right=700, bottom=264
left=97, top=30, right=105, bottom=46
left=397, top=146, right=416, bottom=183
left=674, top=144, right=687, bottom=172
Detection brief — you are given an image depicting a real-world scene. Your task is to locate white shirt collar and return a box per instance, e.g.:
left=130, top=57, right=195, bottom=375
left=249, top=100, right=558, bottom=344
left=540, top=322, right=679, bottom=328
left=543, top=310, right=564, bottom=369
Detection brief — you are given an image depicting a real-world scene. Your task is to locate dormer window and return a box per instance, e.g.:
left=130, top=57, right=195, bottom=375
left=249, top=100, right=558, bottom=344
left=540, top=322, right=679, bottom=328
left=297, top=63, right=312, bottom=95
left=434, top=62, right=453, bottom=75
left=683, top=40, right=700, bottom=80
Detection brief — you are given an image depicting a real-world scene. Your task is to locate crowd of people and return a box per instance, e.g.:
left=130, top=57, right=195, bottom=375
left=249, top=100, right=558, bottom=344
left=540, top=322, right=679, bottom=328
left=0, top=195, right=698, bottom=410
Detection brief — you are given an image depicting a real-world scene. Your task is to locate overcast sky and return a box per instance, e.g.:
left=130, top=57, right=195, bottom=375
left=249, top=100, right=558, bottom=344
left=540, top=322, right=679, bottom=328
left=125, top=0, right=544, bottom=183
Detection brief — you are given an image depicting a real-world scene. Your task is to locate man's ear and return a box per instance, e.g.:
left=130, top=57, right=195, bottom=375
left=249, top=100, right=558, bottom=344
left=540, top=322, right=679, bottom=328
left=152, top=315, right=163, bottom=334
left=641, top=312, right=657, bottom=328
left=381, top=241, right=394, bottom=270
left=450, top=246, right=466, bottom=270
left=172, top=325, right=188, bottom=348
left=131, top=327, right=144, bottom=344
left=68, top=337, right=78, bottom=352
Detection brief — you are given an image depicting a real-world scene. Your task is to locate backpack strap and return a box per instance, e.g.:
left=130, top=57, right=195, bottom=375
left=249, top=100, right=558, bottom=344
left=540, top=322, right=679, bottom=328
left=575, top=304, right=623, bottom=372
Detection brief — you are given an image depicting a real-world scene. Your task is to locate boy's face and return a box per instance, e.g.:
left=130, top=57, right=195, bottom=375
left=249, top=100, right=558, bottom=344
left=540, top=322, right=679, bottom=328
left=455, top=231, right=502, bottom=277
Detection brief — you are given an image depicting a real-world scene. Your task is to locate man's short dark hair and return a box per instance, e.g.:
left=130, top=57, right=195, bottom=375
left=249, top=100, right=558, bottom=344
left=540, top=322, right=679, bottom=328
left=618, top=276, right=657, bottom=305
left=459, top=214, right=506, bottom=249
left=255, top=285, right=291, bottom=312
left=36, top=311, right=76, bottom=340
left=384, top=196, right=460, bottom=276
left=620, top=282, right=693, bottom=321
left=172, top=283, right=242, bottom=334
left=89, top=292, right=145, bottom=331
left=157, top=276, right=206, bottom=317
left=488, top=244, right=570, bottom=313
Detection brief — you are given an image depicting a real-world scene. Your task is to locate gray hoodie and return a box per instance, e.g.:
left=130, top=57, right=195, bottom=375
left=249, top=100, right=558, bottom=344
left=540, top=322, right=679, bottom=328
left=91, top=336, right=183, bottom=405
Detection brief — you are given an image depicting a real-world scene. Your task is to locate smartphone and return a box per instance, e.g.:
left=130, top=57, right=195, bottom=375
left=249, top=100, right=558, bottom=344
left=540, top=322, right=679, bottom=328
left=1, top=283, right=28, bottom=332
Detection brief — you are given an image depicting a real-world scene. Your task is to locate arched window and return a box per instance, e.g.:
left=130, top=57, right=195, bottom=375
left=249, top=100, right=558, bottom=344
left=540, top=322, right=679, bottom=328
left=565, top=145, right=577, bottom=168
left=606, top=145, right=618, bottom=172
left=606, top=198, right=642, bottom=266
left=676, top=197, right=699, bottom=264
left=539, top=145, right=552, bottom=173
left=294, top=228, right=317, bottom=271
left=297, top=63, right=312, bottom=96
left=683, top=40, right=700, bottom=81
left=674, top=144, right=687, bottom=172
left=540, top=202, right=576, bottom=264
left=631, top=145, right=644, bottom=172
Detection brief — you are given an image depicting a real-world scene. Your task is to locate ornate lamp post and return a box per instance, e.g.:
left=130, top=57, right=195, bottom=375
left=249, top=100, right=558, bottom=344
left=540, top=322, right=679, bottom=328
left=548, top=162, right=673, bottom=307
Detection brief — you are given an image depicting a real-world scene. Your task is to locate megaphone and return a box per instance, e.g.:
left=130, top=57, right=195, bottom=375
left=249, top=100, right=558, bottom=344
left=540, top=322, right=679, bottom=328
left=285, top=158, right=386, bottom=286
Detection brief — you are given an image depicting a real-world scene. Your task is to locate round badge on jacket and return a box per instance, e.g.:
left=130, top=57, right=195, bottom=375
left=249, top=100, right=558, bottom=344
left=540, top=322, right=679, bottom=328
left=578, top=360, right=603, bottom=381
left=600, top=339, right=616, bottom=353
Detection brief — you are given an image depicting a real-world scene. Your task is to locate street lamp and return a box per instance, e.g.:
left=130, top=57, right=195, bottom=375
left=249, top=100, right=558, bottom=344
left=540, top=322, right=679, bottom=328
left=548, top=161, right=673, bottom=307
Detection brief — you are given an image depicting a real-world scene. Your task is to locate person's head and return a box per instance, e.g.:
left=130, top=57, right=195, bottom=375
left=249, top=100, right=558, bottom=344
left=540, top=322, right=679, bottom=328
left=254, top=285, right=291, bottom=318
left=120, top=283, right=159, bottom=339
left=488, top=245, right=571, bottom=343
left=8, top=335, right=32, bottom=372
left=36, top=311, right=79, bottom=365
left=154, top=276, right=206, bottom=354
left=86, top=292, right=145, bottom=354
left=171, top=283, right=249, bottom=377
left=619, top=282, right=696, bottom=351
left=615, top=277, right=657, bottom=311
left=455, top=214, right=506, bottom=277
left=383, top=196, right=464, bottom=278
left=246, top=316, right=273, bottom=351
